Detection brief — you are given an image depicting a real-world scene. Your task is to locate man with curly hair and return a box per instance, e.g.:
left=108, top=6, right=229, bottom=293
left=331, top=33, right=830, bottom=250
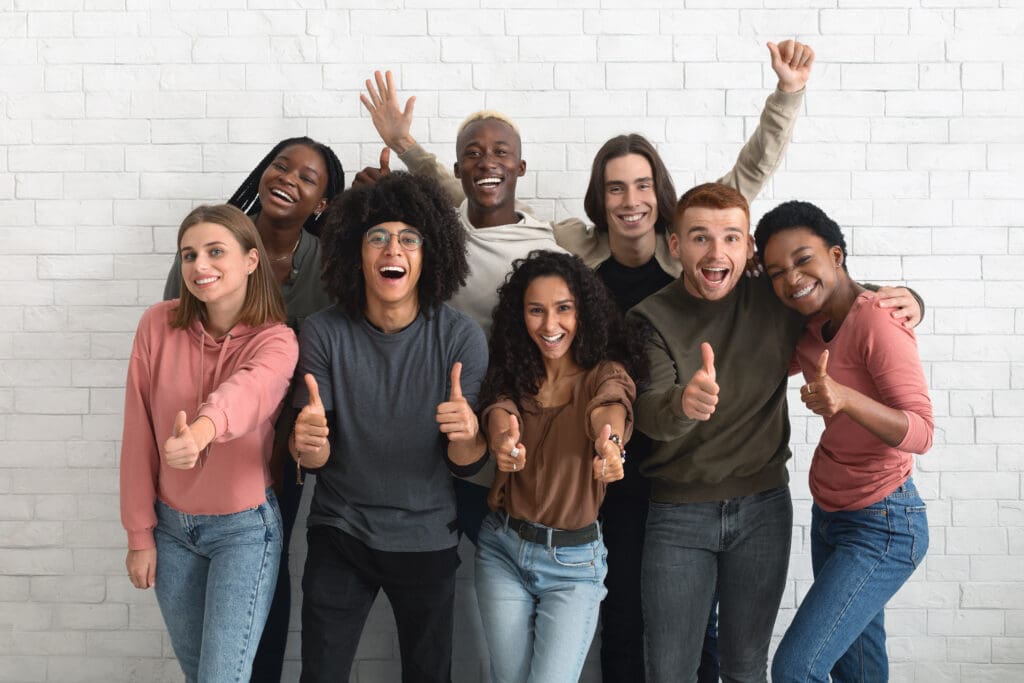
left=289, top=172, right=489, bottom=682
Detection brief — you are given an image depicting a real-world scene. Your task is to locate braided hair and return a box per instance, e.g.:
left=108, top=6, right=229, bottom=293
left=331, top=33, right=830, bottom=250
left=227, top=136, right=345, bottom=237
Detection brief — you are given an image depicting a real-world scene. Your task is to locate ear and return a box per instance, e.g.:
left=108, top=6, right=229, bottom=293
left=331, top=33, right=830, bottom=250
left=246, top=248, right=259, bottom=273
left=746, top=234, right=755, bottom=260
left=453, top=162, right=461, bottom=179
left=668, top=231, right=681, bottom=259
left=314, top=197, right=327, bottom=215
left=517, top=159, right=526, bottom=177
left=830, top=245, right=844, bottom=268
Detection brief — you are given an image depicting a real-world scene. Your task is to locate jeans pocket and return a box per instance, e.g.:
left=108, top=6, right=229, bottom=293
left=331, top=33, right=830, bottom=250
left=551, top=543, right=598, bottom=569
left=904, top=505, right=929, bottom=568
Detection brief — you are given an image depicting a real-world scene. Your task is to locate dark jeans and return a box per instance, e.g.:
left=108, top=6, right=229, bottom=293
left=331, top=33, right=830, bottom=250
left=300, top=525, right=458, bottom=683
left=643, top=486, right=793, bottom=683
left=250, top=456, right=303, bottom=683
left=453, top=477, right=490, bottom=545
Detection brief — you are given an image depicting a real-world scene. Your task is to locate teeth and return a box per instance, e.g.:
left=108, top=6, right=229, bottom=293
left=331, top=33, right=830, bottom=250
left=620, top=214, right=644, bottom=224
left=704, top=267, right=727, bottom=273
left=541, top=334, right=564, bottom=343
left=476, top=177, right=501, bottom=186
left=195, top=276, right=217, bottom=285
left=270, top=188, right=295, bottom=203
left=792, top=284, right=815, bottom=299
left=380, top=266, right=406, bottom=276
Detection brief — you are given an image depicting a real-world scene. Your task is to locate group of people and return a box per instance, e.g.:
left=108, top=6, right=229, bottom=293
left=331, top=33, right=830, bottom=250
left=119, top=38, right=934, bottom=683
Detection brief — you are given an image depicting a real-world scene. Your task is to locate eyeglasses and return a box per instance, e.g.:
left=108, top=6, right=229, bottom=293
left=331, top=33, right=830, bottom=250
left=364, top=227, right=424, bottom=251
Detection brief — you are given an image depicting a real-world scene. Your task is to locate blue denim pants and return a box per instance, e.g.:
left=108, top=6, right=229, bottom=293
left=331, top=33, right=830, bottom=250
left=474, top=511, right=608, bottom=683
left=642, top=485, right=793, bottom=683
left=153, top=491, right=283, bottom=683
left=771, top=479, right=928, bottom=683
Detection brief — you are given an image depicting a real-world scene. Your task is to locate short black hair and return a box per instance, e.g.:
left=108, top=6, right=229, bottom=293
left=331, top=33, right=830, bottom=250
left=754, top=200, right=848, bottom=272
left=481, top=250, right=648, bottom=408
left=227, top=136, right=345, bottom=237
left=320, top=172, right=469, bottom=317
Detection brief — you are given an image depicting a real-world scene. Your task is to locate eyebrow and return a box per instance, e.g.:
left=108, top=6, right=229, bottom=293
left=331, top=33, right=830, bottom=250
left=606, top=176, right=654, bottom=187
left=180, top=241, right=229, bottom=252
left=686, top=225, right=744, bottom=235
left=526, top=298, right=575, bottom=306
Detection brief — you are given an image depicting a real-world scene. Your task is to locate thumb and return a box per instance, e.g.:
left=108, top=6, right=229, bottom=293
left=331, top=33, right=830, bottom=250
left=508, top=414, right=520, bottom=443
left=701, top=342, right=716, bottom=381
left=596, top=423, right=612, bottom=456
left=173, top=411, right=187, bottom=438
left=816, top=350, right=829, bottom=379
left=404, top=94, right=417, bottom=119
left=449, top=362, right=463, bottom=401
left=304, top=373, right=322, bottom=409
left=767, top=41, right=781, bottom=64
left=379, top=147, right=391, bottom=174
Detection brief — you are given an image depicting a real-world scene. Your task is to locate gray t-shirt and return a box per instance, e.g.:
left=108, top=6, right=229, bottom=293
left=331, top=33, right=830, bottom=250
left=294, top=303, right=488, bottom=553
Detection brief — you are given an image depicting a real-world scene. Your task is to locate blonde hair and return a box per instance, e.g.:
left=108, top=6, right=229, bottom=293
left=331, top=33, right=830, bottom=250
left=456, top=110, right=520, bottom=137
left=171, top=204, right=287, bottom=330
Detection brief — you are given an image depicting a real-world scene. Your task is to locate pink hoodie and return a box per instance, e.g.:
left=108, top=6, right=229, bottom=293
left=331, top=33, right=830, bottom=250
left=120, top=300, right=298, bottom=550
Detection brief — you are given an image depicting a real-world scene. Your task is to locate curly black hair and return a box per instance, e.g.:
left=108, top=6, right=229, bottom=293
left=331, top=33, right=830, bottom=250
left=319, top=171, right=469, bottom=317
left=754, top=199, right=849, bottom=273
left=227, top=136, right=345, bottom=237
left=481, top=250, right=648, bottom=408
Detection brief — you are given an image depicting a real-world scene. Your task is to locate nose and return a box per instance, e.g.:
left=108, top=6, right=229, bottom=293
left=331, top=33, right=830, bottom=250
left=623, top=186, right=638, bottom=207
left=383, top=233, right=401, bottom=255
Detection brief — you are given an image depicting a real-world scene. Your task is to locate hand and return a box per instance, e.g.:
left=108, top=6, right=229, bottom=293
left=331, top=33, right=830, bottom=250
left=126, top=548, right=157, bottom=590
left=436, top=362, right=479, bottom=442
left=682, top=343, right=719, bottom=421
left=293, top=374, right=329, bottom=460
left=360, top=69, right=417, bottom=154
left=492, top=414, right=526, bottom=473
left=592, top=424, right=625, bottom=482
left=744, top=255, right=763, bottom=278
left=352, top=148, right=391, bottom=188
left=875, top=286, right=922, bottom=329
left=800, top=350, right=847, bottom=418
left=769, top=39, right=815, bottom=93
left=161, top=411, right=201, bottom=469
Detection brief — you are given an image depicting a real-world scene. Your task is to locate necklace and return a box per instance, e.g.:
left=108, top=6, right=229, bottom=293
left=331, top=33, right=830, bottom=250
left=269, top=235, right=301, bottom=263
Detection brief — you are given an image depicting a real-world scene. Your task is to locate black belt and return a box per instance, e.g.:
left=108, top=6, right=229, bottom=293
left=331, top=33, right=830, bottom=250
left=504, top=514, right=600, bottom=548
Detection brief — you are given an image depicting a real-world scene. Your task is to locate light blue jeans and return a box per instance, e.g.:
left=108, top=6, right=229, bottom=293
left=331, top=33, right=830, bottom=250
left=474, top=511, right=608, bottom=683
left=153, top=490, right=283, bottom=683
left=771, top=479, right=928, bottom=683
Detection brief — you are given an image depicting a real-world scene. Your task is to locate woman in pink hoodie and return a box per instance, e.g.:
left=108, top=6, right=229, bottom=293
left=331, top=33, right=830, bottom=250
left=120, top=204, right=299, bottom=683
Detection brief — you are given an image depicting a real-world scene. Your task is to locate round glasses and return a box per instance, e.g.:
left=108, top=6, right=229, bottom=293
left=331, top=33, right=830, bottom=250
left=364, top=227, right=424, bottom=251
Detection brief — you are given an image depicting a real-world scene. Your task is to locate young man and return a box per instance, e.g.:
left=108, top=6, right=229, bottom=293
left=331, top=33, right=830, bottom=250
left=290, top=173, right=488, bottom=682
left=628, top=183, right=923, bottom=683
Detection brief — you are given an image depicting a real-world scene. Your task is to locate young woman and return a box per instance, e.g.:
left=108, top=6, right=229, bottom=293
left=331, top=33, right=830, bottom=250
left=754, top=201, right=934, bottom=683
left=121, top=204, right=299, bottom=682
left=476, top=250, right=644, bottom=683
left=162, top=136, right=345, bottom=682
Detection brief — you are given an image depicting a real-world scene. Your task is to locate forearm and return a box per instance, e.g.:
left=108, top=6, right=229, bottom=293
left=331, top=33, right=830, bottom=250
left=839, top=388, right=910, bottom=448
left=590, top=405, right=628, bottom=443
left=189, top=415, right=216, bottom=451
left=398, top=144, right=465, bottom=207
left=634, top=386, right=695, bottom=442
left=447, top=432, right=487, bottom=467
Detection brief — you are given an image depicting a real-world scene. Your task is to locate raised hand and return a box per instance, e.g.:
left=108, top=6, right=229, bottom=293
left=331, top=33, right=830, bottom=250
left=492, top=413, right=526, bottom=473
left=875, top=286, right=923, bottom=328
left=800, top=350, right=847, bottom=418
left=436, top=362, right=480, bottom=443
left=162, top=410, right=201, bottom=469
left=592, top=423, right=625, bottom=482
left=682, top=342, right=719, bottom=421
left=360, top=69, right=417, bottom=154
left=768, top=39, right=815, bottom=93
left=293, top=374, right=329, bottom=466
left=126, top=548, right=157, bottom=590
left=352, top=147, right=392, bottom=188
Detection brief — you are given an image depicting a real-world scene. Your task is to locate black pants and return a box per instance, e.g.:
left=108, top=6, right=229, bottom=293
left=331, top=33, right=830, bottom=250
left=300, top=525, right=458, bottom=683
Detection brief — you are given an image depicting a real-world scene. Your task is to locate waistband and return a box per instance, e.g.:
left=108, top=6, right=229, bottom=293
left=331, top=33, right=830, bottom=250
left=501, top=511, right=600, bottom=548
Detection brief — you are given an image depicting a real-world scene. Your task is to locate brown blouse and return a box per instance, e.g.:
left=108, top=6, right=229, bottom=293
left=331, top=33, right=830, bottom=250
left=482, top=361, right=636, bottom=531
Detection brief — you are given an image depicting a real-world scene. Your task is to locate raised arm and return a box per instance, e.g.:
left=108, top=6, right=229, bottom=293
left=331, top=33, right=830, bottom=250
left=716, top=40, right=815, bottom=204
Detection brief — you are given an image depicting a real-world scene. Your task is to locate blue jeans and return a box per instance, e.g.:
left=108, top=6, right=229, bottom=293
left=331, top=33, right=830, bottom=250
left=642, top=485, right=793, bottom=683
left=154, top=491, right=283, bottom=683
left=771, top=480, right=928, bottom=683
left=475, top=511, right=608, bottom=683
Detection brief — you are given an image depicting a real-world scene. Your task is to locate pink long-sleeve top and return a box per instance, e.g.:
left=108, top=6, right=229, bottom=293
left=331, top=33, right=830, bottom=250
left=794, top=291, right=933, bottom=512
left=120, top=300, right=298, bottom=550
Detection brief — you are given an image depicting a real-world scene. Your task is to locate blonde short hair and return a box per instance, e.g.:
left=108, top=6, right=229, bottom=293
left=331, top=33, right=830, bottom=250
left=456, top=110, right=520, bottom=137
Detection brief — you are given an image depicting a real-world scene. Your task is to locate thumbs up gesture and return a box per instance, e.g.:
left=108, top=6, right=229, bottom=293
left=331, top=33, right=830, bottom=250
left=352, top=147, right=392, bottom=188
left=491, top=413, right=526, bottom=473
left=593, top=424, right=625, bottom=482
left=161, top=410, right=201, bottom=469
left=682, top=342, right=720, bottom=421
left=768, top=39, right=815, bottom=93
left=800, top=350, right=847, bottom=418
left=293, top=374, right=330, bottom=465
left=436, top=362, right=480, bottom=443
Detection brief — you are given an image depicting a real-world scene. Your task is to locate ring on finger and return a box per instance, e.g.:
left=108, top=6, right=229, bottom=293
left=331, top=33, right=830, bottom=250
left=510, top=446, right=520, bottom=459
left=513, top=462, right=517, bottom=472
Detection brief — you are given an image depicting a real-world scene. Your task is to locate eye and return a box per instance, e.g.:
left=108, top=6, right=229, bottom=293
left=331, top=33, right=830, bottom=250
left=272, top=162, right=287, bottom=171
left=300, top=174, right=316, bottom=185
left=797, top=255, right=812, bottom=265
left=527, top=306, right=543, bottom=316
left=558, top=303, right=574, bottom=313
left=496, top=149, right=507, bottom=156
left=365, top=230, right=389, bottom=247
left=638, top=182, right=653, bottom=191
left=726, top=235, right=739, bottom=243
left=607, top=186, right=623, bottom=195
left=693, top=235, right=706, bottom=243
left=182, top=252, right=196, bottom=262
left=767, top=269, right=784, bottom=281
left=399, top=231, right=423, bottom=248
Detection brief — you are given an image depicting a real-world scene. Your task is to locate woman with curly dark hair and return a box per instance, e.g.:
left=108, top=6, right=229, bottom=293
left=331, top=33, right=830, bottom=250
left=475, top=250, right=641, bottom=683
left=290, top=172, right=489, bottom=682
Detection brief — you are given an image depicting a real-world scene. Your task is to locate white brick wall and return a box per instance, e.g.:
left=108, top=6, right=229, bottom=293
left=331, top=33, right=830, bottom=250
left=1, top=2, right=1021, bottom=682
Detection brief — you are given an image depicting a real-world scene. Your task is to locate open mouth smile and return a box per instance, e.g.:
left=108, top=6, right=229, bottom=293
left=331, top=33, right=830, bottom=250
left=379, top=266, right=407, bottom=280
left=700, top=266, right=729, bottom=284
left=268, top=187, right=297, bottom=204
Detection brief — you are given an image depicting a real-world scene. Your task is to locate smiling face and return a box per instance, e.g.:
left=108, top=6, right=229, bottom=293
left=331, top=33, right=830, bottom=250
left=604, top=153, right=658, bottom=243
left=523, top=275, right=578, bottom=365
left=257, top=143, right=329, bottom=224
left=360, top=220, right=424, bottom=312
left=762, top=226, right=844, bottom=316
left=454, top=118, right=526, bottom=217
left=670, top=206, right=754, bottom=301
left=180, top=221, right=258, bottom=317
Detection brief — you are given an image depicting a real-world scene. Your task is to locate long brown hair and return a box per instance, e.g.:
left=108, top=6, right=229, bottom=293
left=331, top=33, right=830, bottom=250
left=583, top=134, right=677, bottom=235
left=171, top=204, right=286, bottom=330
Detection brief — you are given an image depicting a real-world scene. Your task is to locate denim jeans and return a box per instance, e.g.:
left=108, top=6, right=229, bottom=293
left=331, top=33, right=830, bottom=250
left=475, top=511, right=608, bottom=683
left=153, top=490, right=283, bottom=683
left=771, top=479, right=928, bottom=683
left=642, top=485, right=793, bottom=683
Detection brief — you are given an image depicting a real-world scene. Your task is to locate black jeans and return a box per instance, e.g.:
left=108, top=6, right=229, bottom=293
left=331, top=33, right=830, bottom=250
left=300, top=525, right=458, bottom=683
